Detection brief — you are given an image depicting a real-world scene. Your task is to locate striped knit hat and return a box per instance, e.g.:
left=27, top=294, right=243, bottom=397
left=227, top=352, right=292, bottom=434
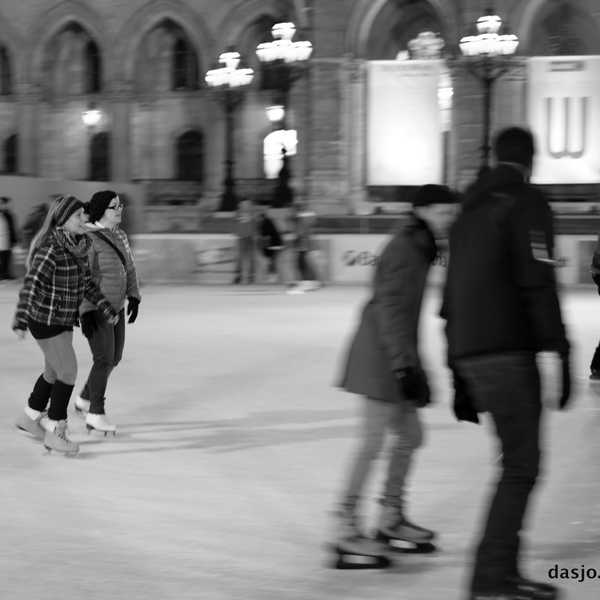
left=55, top=196, right=84, bottom=226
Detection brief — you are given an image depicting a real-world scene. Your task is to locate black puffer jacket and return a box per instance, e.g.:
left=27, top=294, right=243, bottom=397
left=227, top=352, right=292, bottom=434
left=442, top=164, right=569, bottom=361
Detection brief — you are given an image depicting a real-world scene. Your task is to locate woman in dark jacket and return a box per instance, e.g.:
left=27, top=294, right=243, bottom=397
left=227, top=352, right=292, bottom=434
left=74, top=190, right=141, bottom=435
left=13, top=196, right=118, bottom=455
left=331, top=185, right=457, bottom=567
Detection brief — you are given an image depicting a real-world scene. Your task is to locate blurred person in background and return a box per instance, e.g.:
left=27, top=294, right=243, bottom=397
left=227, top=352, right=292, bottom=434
left=12, top=196, right=118, bottom=455
left=257, top=206, right=283, bottom=283
left=0, top=196, right=17, bottom=279
left=442, top=127, right=570, bottom=600
left=21, top=196, right=56, bottom=250
left=588, top=239, right=600, bottom=379
left=233, top=198, right=256, bottom=284
left=74, top=191, right=141, bottom=435
left=331, top=185, right=458, bottom=568
left=287, top=202, right=321, bottom=294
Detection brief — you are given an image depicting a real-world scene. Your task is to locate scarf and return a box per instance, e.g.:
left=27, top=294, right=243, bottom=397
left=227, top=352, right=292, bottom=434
left=53, top=227, right=91, bottom=262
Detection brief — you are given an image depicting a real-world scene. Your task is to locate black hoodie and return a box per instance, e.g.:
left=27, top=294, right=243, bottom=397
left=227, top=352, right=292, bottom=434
left=442, top=164, right=569, bottom=361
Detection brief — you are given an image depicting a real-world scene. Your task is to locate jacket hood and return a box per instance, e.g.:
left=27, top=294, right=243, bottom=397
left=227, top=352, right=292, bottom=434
left=463, top=164, right=527, bottom=210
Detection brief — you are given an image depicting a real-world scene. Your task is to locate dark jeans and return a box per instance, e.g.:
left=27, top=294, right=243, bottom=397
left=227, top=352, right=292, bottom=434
left=0, top=249, right=12, bottom=278
left=455, top=352, right=541, bottom=593
left=297, top=250, right=317, bottom=281
left=81, top=309, right=125, bottom=414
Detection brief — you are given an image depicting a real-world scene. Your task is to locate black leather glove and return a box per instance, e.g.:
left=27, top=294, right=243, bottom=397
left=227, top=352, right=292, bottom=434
left=559, top=352, right=571, bottom=409
left=127, top=297, right=140, bottom=324
left=395, top=367, right=431, bottom=407
left=452, top=369, right=480, bottom=424
left=81, top=311, right=97, bottom=339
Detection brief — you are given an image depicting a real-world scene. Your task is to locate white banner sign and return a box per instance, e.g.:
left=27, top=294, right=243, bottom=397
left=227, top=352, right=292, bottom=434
left=528, top=57, right=600, bottom=183
left=367, top=60, right=443, bottom=185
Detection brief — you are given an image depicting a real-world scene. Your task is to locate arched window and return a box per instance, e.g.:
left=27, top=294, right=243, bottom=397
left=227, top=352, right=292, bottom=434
left=0, top=46, right=11, bottom=95
left=84, top=40, right=102, bottom=93
left=176, top=130, right=204, bottom=180
left=89, top=132, right=110, bottom=181
left=4, top=134, right=17, bottom=173
left=172, top=37, right=199, bottom=90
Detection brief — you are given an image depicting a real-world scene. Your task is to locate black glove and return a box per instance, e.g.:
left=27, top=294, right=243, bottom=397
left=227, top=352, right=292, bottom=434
left=452, top=369, right=480, bottom=424
left=81, top=311, right=97, bottom=339
left=593, top=273, right=600, bottom=295
left=395, top=367, right=431, bottom=407
left=127, top=297, right=140, bottom=324
left=559, top=352, right=571, bottom=409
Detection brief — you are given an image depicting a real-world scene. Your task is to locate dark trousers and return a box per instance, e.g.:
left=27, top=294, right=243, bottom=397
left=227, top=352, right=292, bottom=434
left=297, top=250, right=317, bottom=281
left=590, top=345, right=600, bottom=372
left=81, top=309, right=125, bottom=414
left=456, top=352, right=541, bottom=592
left=234, top=237, right=255, bottom=283
left=0, top=249, right=11, bottom=278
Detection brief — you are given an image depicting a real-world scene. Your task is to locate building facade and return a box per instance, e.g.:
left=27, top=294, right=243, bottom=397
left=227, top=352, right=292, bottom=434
left=0, top=0, right=599, bottom=216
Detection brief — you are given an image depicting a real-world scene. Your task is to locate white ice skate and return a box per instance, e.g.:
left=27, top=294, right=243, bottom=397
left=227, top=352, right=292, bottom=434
left=375, top=506, right=436, bottom=553
left=328, top=508, right=391, bottom=569
left=15, top=411, right=46, bottom=441
left=74, top=395, right=90, bottom=415
left=85, top=413, right=117, bottom=436
left=43, top=421, right=79, bottom=456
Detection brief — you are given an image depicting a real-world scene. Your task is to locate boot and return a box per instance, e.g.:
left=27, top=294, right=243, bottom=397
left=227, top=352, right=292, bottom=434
left=86, top=412, right=117, bottom=436
left=43, top=420, right=79, bottom=455
left=15, top=411, right=45, bottom=440
left=375, top=505, right=436, bottom=552
left=74, top=395, right=90, bottom=414
left=329, top=506, right=390, bottom=569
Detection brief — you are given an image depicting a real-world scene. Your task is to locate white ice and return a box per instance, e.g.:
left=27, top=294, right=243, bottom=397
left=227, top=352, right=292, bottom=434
left=1, top=283, right=599, bottom=600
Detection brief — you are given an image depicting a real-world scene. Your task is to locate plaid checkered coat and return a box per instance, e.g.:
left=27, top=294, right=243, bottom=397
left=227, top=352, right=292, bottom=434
left=13, top=230, right=116, bottom=331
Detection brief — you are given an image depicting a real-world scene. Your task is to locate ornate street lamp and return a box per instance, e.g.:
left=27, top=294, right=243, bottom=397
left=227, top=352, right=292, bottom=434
left=460, top=9, right=519, bottom=170
left=256, top=22, right=312, bottom=206
left=205, top=50, right=254, bottom=211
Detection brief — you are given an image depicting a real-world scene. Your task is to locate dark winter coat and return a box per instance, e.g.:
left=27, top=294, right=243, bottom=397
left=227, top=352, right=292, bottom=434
left=13, top=229, right=116, bottom=331
left=338, top=217, right=437, bottom=402
left=442, top=164, right=569, bottom=362
left=0, top=208, right=17, bottom=246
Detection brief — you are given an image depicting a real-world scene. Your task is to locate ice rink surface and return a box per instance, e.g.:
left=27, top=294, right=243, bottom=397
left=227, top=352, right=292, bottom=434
left=1, top=282, right=599, bottom=600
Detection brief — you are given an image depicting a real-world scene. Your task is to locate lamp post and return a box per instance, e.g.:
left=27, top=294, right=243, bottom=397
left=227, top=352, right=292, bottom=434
left=205, top=50, right=254, bottom=212
left=459, top=9, right=519, bottom=171
left=256, top=22, right=312, bottom=206
left=82, top=102, right=102, bottom=128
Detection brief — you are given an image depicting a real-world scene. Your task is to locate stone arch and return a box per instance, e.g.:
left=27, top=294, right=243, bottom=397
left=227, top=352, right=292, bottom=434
left=114, top=0, right=214, bottom=84
left=0, top=9, right=26, bottom=89
left=517, top=0, right=600, bottom=55
left=27, top=1, right=110, bottom=85
left=345, top=0, right=459, bottom=59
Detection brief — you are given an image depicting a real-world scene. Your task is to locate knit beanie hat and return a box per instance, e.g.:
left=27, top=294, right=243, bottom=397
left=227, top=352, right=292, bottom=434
left=412, top=184, right=457, bottom=208
left=87, top=190, right=118, bottom=223
left=55, top=196, right=84, bottom=226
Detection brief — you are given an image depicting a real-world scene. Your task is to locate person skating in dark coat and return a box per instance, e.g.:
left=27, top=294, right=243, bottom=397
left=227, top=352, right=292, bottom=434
left=332, top=185, right=458, bottom=567
left=442, top=127, right=571, bottom=600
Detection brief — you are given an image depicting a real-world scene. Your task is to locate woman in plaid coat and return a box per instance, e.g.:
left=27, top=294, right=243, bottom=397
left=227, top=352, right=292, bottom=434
left=12, top=196, right=118, bottom=455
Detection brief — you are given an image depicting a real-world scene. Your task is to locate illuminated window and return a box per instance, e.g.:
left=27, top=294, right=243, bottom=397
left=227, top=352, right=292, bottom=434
left=264, top=130, right=297, bottom=179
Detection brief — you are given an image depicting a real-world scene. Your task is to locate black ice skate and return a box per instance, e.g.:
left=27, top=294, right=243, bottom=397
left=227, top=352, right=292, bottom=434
left=375, top=506, right=436, bottom=553
left=328, top=508, right=391, bottom=569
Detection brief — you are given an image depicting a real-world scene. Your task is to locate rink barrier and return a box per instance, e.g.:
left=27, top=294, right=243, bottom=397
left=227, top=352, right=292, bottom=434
left=8, top=233, right=597, bottom=286
left=125, top=233, right=597, bottom=286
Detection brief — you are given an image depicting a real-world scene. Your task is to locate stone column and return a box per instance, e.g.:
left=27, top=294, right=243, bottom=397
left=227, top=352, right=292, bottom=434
left=16, top=83, right=42, bottom=176
left=108, top=79, right=133, bottom=181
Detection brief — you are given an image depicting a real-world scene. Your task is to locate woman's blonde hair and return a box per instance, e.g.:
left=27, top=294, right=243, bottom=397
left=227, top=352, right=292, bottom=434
left=26, top=196, right=79, bottom=269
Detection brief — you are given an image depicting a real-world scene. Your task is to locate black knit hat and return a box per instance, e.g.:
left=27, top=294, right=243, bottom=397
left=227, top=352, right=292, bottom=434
left=87, top=190, right=118, bottom=223
left=412, top=184, right=457, bottom=208
left=55, top=196, right=84, bottom=226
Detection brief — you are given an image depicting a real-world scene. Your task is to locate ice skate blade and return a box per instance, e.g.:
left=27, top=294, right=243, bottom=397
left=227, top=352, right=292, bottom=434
left=330, top=549, right=391, bottom=570
left=85, top=424, right=117, bottom=436
left=43, top=445, right=80, bottom=457
left=376, top=533, right=436, bottom=553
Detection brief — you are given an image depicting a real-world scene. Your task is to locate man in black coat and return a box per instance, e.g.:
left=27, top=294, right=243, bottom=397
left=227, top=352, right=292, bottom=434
left=442, top=127, right=571, bottom=600
left=332, top=185, right=458, bottom=566
left=0, top=196, right=18, bottom=279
